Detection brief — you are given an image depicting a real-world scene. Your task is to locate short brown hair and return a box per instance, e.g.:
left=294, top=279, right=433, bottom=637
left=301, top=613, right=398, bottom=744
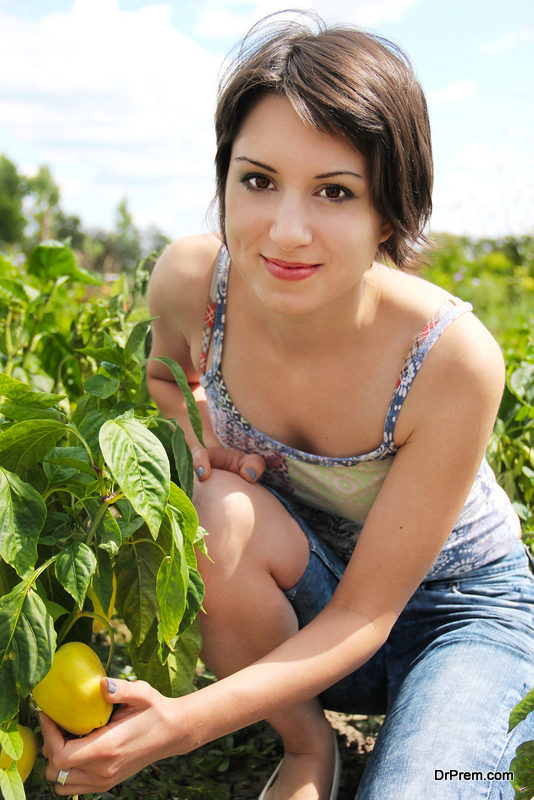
left=214, top=12, right=433, bottom=270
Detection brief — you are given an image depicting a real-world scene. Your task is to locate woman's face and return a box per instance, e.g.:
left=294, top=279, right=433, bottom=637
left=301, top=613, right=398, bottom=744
left=224, top=93, right=391, bottom=317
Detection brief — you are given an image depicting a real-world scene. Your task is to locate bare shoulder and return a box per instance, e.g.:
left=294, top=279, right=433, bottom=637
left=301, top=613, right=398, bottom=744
left=379, top=266, right=506, bottom=444
left=380, top=264, right=505, bottom=386
left=398, top=309, right=505, bottom=446
left=146, top=233, right=223, bottom=371
left=432, top=308, right=505, bottom=394
left=148, top=232, right=222, bottom=315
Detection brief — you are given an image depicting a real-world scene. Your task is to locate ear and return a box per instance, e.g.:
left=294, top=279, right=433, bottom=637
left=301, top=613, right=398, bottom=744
left=378, top=218, right=393, bottom=243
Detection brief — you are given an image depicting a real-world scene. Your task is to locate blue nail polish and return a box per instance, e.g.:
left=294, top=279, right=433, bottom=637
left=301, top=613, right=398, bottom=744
left=107, top=678, right=117, bottom=695
left=196, top=466, right=206, bottom=478
left=245, top=468, right=257, bottom=481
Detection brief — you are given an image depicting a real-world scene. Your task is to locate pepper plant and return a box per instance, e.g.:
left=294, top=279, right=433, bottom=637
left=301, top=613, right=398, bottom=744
left=0, top=241, right=206, bottom=799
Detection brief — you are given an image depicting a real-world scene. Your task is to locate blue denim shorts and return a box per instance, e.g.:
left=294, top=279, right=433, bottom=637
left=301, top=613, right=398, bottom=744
left=269, top=489, right=534, bottom=798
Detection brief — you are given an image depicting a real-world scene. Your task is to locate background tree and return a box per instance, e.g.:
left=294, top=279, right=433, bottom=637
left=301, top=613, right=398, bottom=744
left=54, top=209, right=85, bottom=251
left=0, top=155, right=169, bottom=274
left=113, top=197, right=142, bottom=274
left=0, top=155, right=26, bottom=245
left=24, top=164, right=61, bottom=246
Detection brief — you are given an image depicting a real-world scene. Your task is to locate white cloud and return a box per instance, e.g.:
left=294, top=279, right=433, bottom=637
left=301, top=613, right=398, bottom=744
left=483, top=27, right=534, bottom=55
left=431, top=132, right=534, bottom=237
left=193, top=0, right=418, bottom=39
left=0, top=0, right=220, bottom=233
left=428, top=79, right=478, bottom=106
left=1, top=0, right=531, bottom=240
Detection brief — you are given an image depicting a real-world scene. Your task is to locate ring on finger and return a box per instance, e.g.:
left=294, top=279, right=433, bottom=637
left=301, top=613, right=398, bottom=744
left=56, top=768, right=71, bottom=786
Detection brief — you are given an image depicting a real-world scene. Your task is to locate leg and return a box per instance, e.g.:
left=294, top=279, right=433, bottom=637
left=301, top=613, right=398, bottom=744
left=356, top=543, right=534, bottom=799
left=194, top=470, right=337, bottom=799
left=356, top=638, right=534, bottom=799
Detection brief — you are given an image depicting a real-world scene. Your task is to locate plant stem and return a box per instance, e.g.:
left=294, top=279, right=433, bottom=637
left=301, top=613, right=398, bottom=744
left=72, top=611, right=116, bottom=675
left=127, top=537, right=168, bottom=558
left=57, top=608, right=82, bottom=646
left=4, top=308, right=15, bottom=375
left=96, top=451, right=107, bottom=497
left=65, top=424, right=96, bottom=470
left=20, top=275, right=67, bottom=370
left=85, top=491, right=124, bottom=547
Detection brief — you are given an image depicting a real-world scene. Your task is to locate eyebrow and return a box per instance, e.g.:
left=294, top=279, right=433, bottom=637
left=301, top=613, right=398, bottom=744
left=233, top=156, right=364, bottom=181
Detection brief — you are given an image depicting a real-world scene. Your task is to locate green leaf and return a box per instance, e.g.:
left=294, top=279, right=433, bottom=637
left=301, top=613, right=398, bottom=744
left=152, top=357, right=205, bottom=446
left=0, top=582, right=56, bottom=723
left=194, top=525, right=210, bottom=562
left=510, top=363, right=534, bottom=404
left=0, top=373, right=64, bottom=408
left=84, top=374, right=121, bottom=399
left=128, top=617, right=200, bottom=697
left=510, top=688, right=534, bottom=732
left=171, top=426, right=194, bottom=498
left=117, top=516, right=145, bottom=542
left=0, top=277, right=30, bottom=304
left=168, top=483, right=199, bottom=546
left=90, top=553, right=114, bottom=613
left=41, top=597, right=68, bottom=623
left=0, top=726, right=23, bottom=761
left=0, top=468, right=46, bottom=578
left=125, top=319, right=152, bottom=360
left=116, top=539, right=161, bottom=646
left=76, top=332, right=124, bottom=365
left=100, top=361, right=124, bottom=378
left=513, top=501, right=530, bottom=521
left=0, top=419, right=66, bottom=474
left=0, top=399, right=62, bottom=422
left=44, top=446, right=95, bottom=478
left=54, top=542, right=97, bottom=608
left=99, top=415, right=170, bottom=538
left=156, top=551, right=187, bottom=646
left=0, top=561, right=18, bottom=598
left=28, top=241, right=76, bottom=279
left=0, top=761, right=25, bottom=800
left=179, top=566, right=205, bottom=636
left=510, top=739, right=534, bottom=798
left=83, top=498, right=122, bottom=556
left=28, top=241, right=102, bottom=285
left=168, top=483, right=201, bottom=571
left=76, top=409, right=110, bottom=454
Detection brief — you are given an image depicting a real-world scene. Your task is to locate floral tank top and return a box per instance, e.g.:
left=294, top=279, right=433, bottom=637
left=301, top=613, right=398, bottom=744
left=199, top=245, right=521, bottom=579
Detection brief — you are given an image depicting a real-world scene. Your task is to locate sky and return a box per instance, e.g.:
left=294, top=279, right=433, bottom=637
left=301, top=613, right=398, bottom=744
left=0, top=0, right=533, bottom=241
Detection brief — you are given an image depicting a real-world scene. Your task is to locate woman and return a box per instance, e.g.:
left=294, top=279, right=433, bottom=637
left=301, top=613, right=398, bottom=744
left=41, top=13, right=534, bottom=799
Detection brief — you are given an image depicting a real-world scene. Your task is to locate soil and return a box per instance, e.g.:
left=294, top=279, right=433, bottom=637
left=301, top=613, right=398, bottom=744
left=219, top=711, right=382, bottom=799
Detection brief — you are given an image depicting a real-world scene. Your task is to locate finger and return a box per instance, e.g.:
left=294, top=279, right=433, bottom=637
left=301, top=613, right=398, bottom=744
left=46, top=679, right=151, bottom=773
left=98, top=676, right=153, bottom=710
left=191, top=445, right=211, bottom=481
left=206, top=447, right=263, bottom=478
left=39, top=711, right=66, bottom=759
left=47, top=766, right=108, bottom=797
left=238, top=453, right=266, bottom=483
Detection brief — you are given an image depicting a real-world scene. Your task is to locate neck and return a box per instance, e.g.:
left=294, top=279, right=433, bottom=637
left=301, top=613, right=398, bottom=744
left=238, top=265, right=382, bottom=357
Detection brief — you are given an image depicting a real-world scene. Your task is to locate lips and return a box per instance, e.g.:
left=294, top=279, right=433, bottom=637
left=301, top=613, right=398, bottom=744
left=261, top=255, right=321, bottom=281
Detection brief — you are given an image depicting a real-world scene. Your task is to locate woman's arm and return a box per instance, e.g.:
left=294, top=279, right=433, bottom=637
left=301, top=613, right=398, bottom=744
left=145, top=235, right=265, bottom=481
left=145, top=235, right=220, bottom=445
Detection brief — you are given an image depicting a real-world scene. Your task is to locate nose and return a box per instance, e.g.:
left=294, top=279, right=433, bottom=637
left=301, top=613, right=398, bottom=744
left=269, top=193, right=313, bottom=251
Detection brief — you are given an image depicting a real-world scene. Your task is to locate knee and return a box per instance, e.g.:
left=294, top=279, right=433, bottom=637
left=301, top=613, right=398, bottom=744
left=193, top=470, right=309, bottom=592
left=193, top=469, right=257, bottom=552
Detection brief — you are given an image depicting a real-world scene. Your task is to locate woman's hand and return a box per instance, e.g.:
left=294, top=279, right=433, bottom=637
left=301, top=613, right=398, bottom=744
left=41, top=678, right=185, bottom=796
left=192, top=444, right=265, bottom=484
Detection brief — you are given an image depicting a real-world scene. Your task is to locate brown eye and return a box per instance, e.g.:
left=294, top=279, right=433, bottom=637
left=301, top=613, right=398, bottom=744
left=249, top=175, right=271, bottom=190
left=318, top=184, right=353, bottom=201
left=242, top=173, right=274, bottom=191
